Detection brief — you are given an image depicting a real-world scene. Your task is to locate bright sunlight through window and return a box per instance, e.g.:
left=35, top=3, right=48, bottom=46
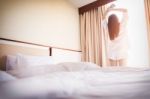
left=107, top=0, right=149, bottom=67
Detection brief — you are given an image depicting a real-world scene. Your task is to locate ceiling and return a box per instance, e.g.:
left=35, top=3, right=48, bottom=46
left=68, top=0, right=97, bottom=8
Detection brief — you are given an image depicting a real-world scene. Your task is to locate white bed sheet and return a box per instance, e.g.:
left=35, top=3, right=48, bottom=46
left=0, top=70, right=16, bottom=82
left=1, top=67, right=150, bottom=99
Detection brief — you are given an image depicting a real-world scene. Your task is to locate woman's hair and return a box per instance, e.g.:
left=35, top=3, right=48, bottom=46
left=108, top=14, right=120, bottom=40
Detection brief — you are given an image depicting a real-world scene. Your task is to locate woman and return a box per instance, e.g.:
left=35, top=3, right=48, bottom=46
left=103, top=4, right=129, bottom=66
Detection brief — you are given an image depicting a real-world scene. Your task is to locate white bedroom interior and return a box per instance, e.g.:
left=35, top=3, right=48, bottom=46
left=0, top=0, right=150, bottom=66
left=0, top=0, right=150, bottom=99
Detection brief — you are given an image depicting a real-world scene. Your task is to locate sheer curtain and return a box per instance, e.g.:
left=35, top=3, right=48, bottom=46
left=80, top=6, right=109, bottom=66
left=144, top=0, right=150, bottom=59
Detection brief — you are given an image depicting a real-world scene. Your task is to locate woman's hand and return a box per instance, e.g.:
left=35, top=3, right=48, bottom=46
left=106, top=4, right=116, bottom=14
left=109, top=4, right=116, bottom=9
left=108, top=4, right=127, bottom=13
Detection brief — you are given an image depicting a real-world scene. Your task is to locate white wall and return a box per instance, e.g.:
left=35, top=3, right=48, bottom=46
left=109, top=0, right=150, bottom=67
left=0, top=0, right=80, bottom=51
left=52, top=48, right=81, bottom=63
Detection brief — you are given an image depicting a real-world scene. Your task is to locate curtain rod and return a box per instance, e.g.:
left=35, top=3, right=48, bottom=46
left=79, top=0, right=116, bottom=14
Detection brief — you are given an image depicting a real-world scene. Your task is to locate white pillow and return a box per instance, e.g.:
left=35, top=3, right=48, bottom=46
left=8, top=64, right=66, bottom=78
left=6, top=55, right=17, bottom=71
left=0, top=70, right=16, bottom=82
left=58, top=62, right=100, bottom=71
left=17, top=54, right=54, bottom=68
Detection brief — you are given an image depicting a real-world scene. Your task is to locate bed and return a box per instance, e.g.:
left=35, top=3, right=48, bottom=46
left=1, top=66, right=150, bottom=99
left=0, top=38, right=150, bottom=99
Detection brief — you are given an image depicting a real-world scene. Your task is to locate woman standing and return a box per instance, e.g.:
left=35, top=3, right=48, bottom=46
left=103, top=4, right=129, bottom=66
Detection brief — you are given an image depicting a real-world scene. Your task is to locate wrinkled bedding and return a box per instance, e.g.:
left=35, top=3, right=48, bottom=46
left=0, top=71, right=16, bottom=82
left=1, top=66, right=150, bottom=99
left=7, top=62, right=100, bottom=78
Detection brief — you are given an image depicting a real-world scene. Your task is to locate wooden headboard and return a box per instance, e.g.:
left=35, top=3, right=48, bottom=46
left=0, top=38, right=52, bottom=70
left=0, top=38, right=81, bottom=70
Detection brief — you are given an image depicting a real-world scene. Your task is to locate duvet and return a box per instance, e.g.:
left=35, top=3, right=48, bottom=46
left=1, top=66, right=150, bottom=99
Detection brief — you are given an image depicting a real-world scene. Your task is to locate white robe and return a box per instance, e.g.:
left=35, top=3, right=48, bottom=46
left=103, top=12, right=129, bottom=60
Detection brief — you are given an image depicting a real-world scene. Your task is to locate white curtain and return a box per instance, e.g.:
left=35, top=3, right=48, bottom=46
left=144, top=0, right=150, bottom=60
left=80, top=6, right=109, bottom=66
